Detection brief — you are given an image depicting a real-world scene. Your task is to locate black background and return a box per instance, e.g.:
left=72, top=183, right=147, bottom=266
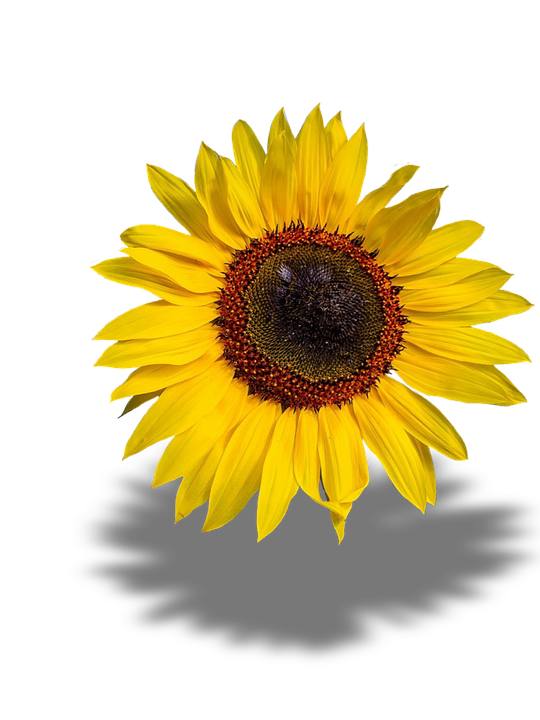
left=86, top=95, right=536, bottom=594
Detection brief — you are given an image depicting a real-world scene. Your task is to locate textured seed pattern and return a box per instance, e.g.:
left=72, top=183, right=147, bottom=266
left=246, top=244, right=386, bottom=381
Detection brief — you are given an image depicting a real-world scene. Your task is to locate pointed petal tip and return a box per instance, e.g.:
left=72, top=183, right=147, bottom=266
left=349, top=120, right=367, bottom=140
left=506, top=387, right=527, bottom=405
left=257, top=525, right=276, bottom=543
left=231, top=117, right=244, bottom=130
left=122, top=444, right=138, bottom=460
left=146, top=164, right=158, bottom=183
left=146, top=163, right=164, bottom=180
left=432, top=186, right=449, bottom=199
left=456, top=442, right=468, bottom=461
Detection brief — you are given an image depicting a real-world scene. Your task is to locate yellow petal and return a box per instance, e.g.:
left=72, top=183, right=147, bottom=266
left=147, top=164, right=221, bottom=246
left=95, top=325, right=218, bottom=368
left=319, top=123, right=367, bottom=231
left=203, top=400, right=281, bottom=532
left=406, top=325, right=530, bottom=364
left=364, top=186, right=448, bottom=267
left=296, top=105, right=330, bottom=226
left=317, top=405, right=369, bottom=504
left=194, top=143, right=220, bottom=211
left=94, top=300, right=217, bottom=341
left=293, top=409, right=349, bottom=518
left=259, top=131, right=298, bottom=229
left=316, top=406, right=341, bottom=502
left=221, top=157, right=267, bottom=238
left=376, top=376, right=467, bottom=460
left=330, top=503, right=353, bottom=544
left=339, top=405, right=369, bottom=503
left=110, top=347, right=222, bottom=400
left=153, top=377, right=251, bottom=487
left=325, top=111, right=347, bottom=160
left=400, top=258, right=499, bottom=289
left=375, top=193, right=441, bottom=267
left=175, top=429, right=235, bottom=522
left=409, top=435, right=436, bottom=505
left=232, top=120, right=265, bottom=197
left=395, top=220, right=485, bottom=276
left=120, top=224, right=229, bottom=268
left=293, top=409, right=320, bottom=499
left=193, top=144, right=246, bottom=248
left=363, top=188, right=444, bottom=253
left=123, top=360, right=234, bottom=458
left=406, top=290, right=533, bottom=327
left=92, top=257, right=217, bottom=306
left=400, top=268, right=511, bottom=312
left=121, top=247, right=221, bottom=294
left=353, top=392, right=427, bottom=511
left=345, top=165, right=419, bottom=234
left=394, top=345, right=526, bottom=405
left=267, top=108, right=296, bottom=152
left=257, top=408, right=299, bottom=541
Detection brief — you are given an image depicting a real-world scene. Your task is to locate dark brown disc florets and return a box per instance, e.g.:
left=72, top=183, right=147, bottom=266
left=216, top=223, right=408, bottom=410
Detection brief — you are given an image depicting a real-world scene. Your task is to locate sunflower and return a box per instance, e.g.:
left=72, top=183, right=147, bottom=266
left=93, top=106, right=531, bottom=543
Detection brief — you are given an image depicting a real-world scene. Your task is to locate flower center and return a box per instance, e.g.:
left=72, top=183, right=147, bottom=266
left=245, top=244, right=386, bottom=382
left=217, top=223, right=407, bottom=409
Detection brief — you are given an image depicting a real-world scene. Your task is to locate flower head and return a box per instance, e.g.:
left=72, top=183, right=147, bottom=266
left=94, top=106, right=531, bottom=542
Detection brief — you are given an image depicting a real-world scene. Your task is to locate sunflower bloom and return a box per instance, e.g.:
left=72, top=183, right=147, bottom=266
left=93, top=106, right=531, bottom=542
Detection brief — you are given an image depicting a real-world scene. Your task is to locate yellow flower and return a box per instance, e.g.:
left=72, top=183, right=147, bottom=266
left=93, top=106, right=532, bottom=543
